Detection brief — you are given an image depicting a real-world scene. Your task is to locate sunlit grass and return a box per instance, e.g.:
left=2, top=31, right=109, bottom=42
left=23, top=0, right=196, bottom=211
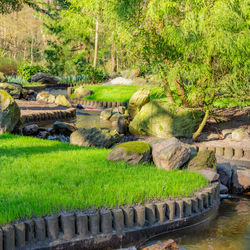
left=73, top=84, right=165, bottom=102
left=0, top=134, right=208, bottom=225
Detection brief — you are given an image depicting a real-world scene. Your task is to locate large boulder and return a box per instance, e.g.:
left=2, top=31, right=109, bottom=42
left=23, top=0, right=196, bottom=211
left=217, top=163, right=232, bottom=187
left=0, top=89, right=21, bottom=134
left=28, top=72, right=58, bottom=84
left=23, top=124, right=40, bottom=136
left=128, top=88, right=150, bottom=119
left=55, top=95, right=72, bottom=107
left=74, top=87, right=92, bottom=99
left=70, top=128, right=123, bottom=148
left=197, top=169, right=219, bottom=182
left=107, top=141, right=151, bottom=164
left=232, top=128, right=249, bottom=141
left=151, top=137, right=191, bottom=171
left=0, top=82, right=22, bottom=99
left=0, top=72, right=7, bottom=82
left=52, top=121, right=76, bottom=136
left=231, top=167, right=250, bottom=193
left=129, top=100, right=204, bottom=138
left=36, top=91, right=56, bottom=104
left=188, top=150, right=217, bottom=170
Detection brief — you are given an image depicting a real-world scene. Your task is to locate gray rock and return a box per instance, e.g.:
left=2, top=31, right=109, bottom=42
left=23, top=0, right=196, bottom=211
left=231, top=168, right=244, bottom=193
left=197, top=169, right=220, bottom=182
left=217, top=163, right=232, bottom=187
left=38, top=130, right=49, bottom=139
left=117, top=117, right=128, bottom=134
left=220, top=184, right=228, bottom=194
left=36, top=91, right=55, bottom=104
left=188, top=150, right=217, bottom=170
left=0, top=90, right=21, bottom=134
left=28, top=72, right=58, bottom=84
left=237, top=168, right=250, bottom=191
left=0, top=82, right=22, bottom=99
left=52, top=121, right=76, bottom=136
left=48, top=134, right=69, bottom=143
left=232, top=128, right=249, bottom=141
left=23, top=124, right=39, bottom=136
left=152, top=137, right=191, bottom=171
left=70, top=128, right=123, bottom=148
left=107, top=141, right=151, bottom=165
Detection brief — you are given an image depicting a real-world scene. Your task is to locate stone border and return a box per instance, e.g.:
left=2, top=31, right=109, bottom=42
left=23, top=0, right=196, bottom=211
left=198, top=145, right=250, bottom=163
left=21, top=108, right=76, bottom=125
left=23, top=83, right=83, bottom=91
left=71, top=98, right=128, bottom=109
left=0, top=183, right=220, bottom=250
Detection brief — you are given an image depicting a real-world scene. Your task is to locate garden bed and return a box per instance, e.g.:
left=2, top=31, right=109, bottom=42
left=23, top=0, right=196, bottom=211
left=0, top=134, right=208, bottom=226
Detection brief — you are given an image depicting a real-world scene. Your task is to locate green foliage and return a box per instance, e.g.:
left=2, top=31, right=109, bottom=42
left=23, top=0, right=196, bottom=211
left=78, top=64, right=107, bottom=83
left=0, top=133, right=208, bottom=225
left=0, top=0, right=22, bottom=14
left=17, top=61, right=46, bottom=80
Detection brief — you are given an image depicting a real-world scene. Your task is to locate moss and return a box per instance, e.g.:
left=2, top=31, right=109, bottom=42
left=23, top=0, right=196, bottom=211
left=116, top=141, right=151, bottom=154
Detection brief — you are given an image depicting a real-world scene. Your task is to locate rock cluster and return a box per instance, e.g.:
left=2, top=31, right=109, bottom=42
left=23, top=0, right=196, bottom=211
left=73, top=86, right=92, bottom=99
left=36, top=91, right=72, bottom=107
left=100, top=107, right=129, bottom=134
left=23, top=121, right=77, bottom=142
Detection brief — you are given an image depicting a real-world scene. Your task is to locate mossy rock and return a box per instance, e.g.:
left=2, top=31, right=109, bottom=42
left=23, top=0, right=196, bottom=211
left=55, top=95, right=72, bottom=107
left=0, top=72, right=7, bottom=83
left=0, top=89, right=21, bottom=134
left=0, top=82, right=22, bottom=99
left=188, top=150, right=217, bottom=170
left=100, top=109, right=113, bottom=120
left=70, top=127, right=123, bottom=148
left=129, top=100, right=204, bottom=138
left=128, top=88, right=150, bottom=119
left=74, top=87, right=92, bottom=99
left=36, top=91, right=56, bottom=104
left=116, top=141, right=151, bottom=154
left=107, top=141, right=151, bottom=164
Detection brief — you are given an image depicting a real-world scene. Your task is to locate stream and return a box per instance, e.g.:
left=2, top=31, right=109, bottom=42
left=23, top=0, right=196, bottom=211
left=142, top=195, right=250, bottom=250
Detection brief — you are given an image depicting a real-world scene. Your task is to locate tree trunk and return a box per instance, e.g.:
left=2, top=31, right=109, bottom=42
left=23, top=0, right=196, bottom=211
left=193, top=108, right=210, bottom=141
left=116, top=51, right=119, bottom=72
left=176, top=79, right=189, bottom=107
left=111, top=43, right=116, bottom=72
left=93, top=19, right=99, bottom=69
left=30, top=34, right=34, bottom=64
left=164, top=83, right=175, bottom=103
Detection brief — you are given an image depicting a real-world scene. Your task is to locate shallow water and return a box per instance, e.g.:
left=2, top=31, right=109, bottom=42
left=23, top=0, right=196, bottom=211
left=142, top=195, right=250, bottom=250
left=75, top=110, right=113, bottom=129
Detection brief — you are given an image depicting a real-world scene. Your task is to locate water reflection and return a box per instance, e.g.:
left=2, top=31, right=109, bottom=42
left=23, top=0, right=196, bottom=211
left=142, top=195, right=250, bottom=250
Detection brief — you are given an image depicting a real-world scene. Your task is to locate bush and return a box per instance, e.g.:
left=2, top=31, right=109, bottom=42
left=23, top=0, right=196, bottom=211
left=17, top=61, right=47, bottom=80
left=0, top=57, right=17, bottom=75
left=78, top=64, right=107, bottom=83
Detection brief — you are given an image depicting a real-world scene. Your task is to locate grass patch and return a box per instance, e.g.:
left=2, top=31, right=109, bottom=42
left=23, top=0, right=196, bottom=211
left=73, top=84, right=165, bottom=102
left=0, top=134, right=208, bottom=225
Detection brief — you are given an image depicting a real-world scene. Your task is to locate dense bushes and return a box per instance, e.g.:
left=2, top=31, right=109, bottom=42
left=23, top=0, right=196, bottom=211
left=17, top=61, right=47, bottom=80
left=78, top=64, right=107, bottom=83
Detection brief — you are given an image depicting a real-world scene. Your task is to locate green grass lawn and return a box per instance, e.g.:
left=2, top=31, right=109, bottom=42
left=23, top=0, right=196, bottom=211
left=0, top=134, right=208, bottom=225
left=73, top=84, right=165, bottom=102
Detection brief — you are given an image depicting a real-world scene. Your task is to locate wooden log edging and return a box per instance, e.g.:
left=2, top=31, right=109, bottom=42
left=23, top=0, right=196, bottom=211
left=0, top=183, right=220, bottom=250
left=21, top=108, right=76, bottom=125
left=198, top=145, right=250, bottom=161
left=71, top=98, right=128, bottom=109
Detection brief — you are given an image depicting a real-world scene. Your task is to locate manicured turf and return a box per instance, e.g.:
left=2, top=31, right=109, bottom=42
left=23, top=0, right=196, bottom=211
left=0, top=134, right=208, bottom=225
left=73, top=84, right=165, bottom=102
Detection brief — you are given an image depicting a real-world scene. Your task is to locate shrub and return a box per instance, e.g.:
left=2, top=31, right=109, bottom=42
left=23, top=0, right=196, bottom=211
left=17, top=61, right=47, bottom=80
left=78, top=64, right=107, bottom=83
left=0, top=57, right=17, bottom=75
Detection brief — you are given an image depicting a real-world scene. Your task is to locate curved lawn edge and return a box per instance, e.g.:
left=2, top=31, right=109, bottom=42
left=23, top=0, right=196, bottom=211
left=0, top=182, right=220, bottom=250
